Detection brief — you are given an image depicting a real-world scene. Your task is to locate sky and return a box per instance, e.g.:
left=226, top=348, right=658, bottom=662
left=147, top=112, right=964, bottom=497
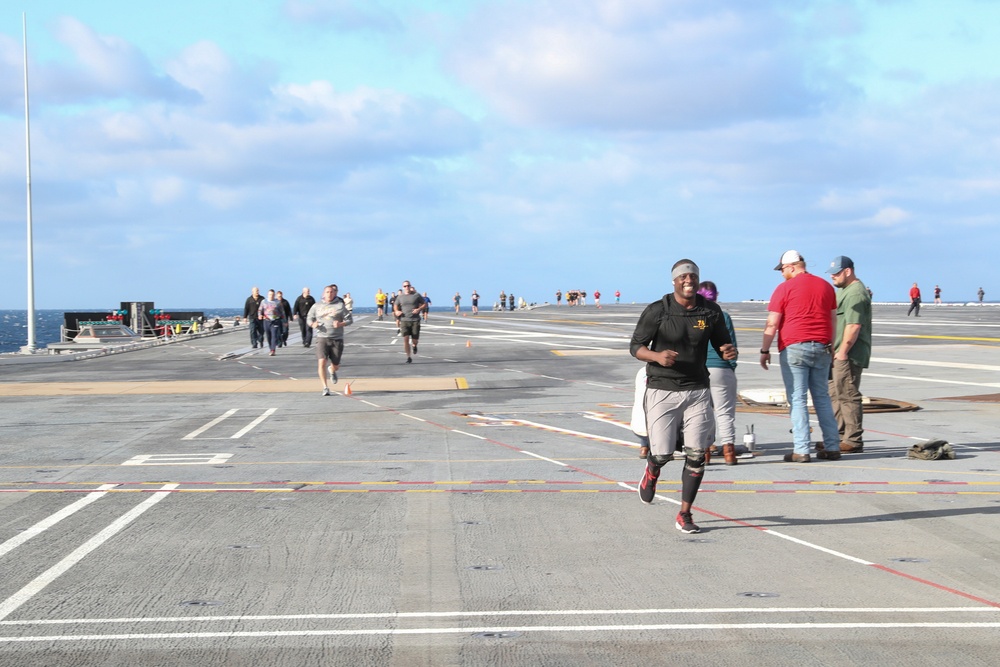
left=1, top=0, right=999, bottom=310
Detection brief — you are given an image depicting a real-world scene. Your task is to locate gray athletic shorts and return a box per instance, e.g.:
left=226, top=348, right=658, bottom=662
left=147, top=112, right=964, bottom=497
left=643, top=387, right=715, bottom=457
left=400, top=320, right=421, bottom=339
left=316, top=338, right=344, bottom=365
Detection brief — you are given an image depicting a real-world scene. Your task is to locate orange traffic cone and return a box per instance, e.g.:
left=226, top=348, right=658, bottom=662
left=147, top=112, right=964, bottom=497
left=344, top=383, right=353, bottom=396
left=466, top=340, right=472, bottom=348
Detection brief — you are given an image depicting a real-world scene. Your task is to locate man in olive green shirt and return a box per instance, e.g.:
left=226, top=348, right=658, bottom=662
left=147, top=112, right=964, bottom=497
left=824, top=256, right=872, bottom=455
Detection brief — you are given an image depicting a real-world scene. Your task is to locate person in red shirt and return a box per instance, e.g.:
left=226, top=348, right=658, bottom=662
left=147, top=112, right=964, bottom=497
left=908, top=283, right=921, bottom=317
left=759, top=250, right=840, bottom=462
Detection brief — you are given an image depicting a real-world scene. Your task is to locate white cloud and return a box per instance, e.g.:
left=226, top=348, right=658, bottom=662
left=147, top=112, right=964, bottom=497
left=868, top=205, right=909, bottom=227
left=38, top=17, right=198, bottom=105
left=447, top=0, right=846, bottom=130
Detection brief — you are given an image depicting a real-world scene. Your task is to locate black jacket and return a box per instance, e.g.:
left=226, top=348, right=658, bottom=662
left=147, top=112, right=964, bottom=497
left=629, top=294, right=732, bottom=391
left=243, top=294, right=264, bottom=320
left=293, top=295, right=316, bottom=319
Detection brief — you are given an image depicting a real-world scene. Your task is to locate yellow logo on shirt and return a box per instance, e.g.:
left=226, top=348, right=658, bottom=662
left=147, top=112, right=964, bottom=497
left=693, top=319, right=707, bottom=330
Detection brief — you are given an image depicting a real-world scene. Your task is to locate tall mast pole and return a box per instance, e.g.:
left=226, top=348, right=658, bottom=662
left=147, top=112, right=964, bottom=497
left=22, top=13, right=37, bottom=353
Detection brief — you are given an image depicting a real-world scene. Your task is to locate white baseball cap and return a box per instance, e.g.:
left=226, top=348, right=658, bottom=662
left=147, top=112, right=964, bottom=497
left=774, top=249, right=804, bottom=271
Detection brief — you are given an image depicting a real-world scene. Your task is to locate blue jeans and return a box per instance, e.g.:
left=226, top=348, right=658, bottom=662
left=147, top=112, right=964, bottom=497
left=779, top=342, right=840, bottom=455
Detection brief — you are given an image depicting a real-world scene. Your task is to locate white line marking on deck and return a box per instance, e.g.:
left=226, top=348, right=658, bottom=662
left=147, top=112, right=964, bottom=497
left=521, top=451, right=567, bottom=466
left=4, top=606, right=997, bottom=626
left=762, top=529, right=874, bottom=565
left=183, top=409, right=238, bottom=440
left=403, top=414, right=426, bottom=422
left=453, top=430, right=488, bottom=440
left=0, top=484, right=178, bottom=622
left=0, top=484, right=118, bottom=560
left=5, top=621, right=1000, bottom=642
left=872, top=357, right=1000, bottom=372
left=864, top=373, right=1000, bottom=389
left=230, top=408, right=277, bottom=438
left=121, top=454, right=233, bottom=466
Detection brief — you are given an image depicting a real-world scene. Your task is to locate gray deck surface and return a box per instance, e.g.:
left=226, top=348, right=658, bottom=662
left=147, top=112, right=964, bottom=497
left=0, top=302, right=998, bottom=666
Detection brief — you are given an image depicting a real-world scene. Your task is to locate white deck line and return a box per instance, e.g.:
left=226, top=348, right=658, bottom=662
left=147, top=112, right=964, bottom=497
left=0, top=484, right=117, bottom=560
left=0, top=484, right=178, bottom=622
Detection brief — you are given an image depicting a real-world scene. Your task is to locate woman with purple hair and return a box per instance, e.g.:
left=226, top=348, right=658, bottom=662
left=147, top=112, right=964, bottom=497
left=698, top=281, right=740, bottom=465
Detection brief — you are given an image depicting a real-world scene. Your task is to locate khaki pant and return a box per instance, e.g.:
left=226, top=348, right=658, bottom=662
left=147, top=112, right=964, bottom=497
left=829, top=358, right=864, bottom=446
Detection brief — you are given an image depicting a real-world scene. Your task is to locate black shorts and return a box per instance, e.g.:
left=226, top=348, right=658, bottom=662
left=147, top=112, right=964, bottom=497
left=400, top=320, right=421, bottom=339
left=315, top=338, right=344, bottom=365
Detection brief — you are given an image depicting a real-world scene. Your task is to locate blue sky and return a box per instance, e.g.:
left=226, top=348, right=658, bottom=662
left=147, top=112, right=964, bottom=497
left=1, top=0, right=998, bottom=309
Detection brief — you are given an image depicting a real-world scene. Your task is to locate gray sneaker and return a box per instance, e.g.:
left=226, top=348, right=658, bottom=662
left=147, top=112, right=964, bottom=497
left=322, top=387, right=331, bottom=396
left=331, top=370, right=338, bottom=384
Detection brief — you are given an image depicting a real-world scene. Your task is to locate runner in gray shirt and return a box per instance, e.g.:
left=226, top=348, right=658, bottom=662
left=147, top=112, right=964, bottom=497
left=307, top=284, right=353, bottom=395
left=393, top=280, right=426, bottom=364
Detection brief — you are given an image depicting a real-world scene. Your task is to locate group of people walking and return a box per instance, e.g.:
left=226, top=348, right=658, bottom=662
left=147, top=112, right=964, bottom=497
left=631, top=250, right=872, bottom=534
left=243, top=285, right=354, bottom=396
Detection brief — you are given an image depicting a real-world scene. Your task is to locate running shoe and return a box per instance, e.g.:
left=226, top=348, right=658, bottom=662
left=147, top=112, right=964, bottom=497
left=675, top=511, right=700, bottom=534
left=413, top=343, right=418, bottom=354
left=322, top=387, right=331, bottom=396
left=637, top=462, right=660, bottom=504
left=406, top=357, right=412, bottom=364
left=331, top=370, right=338, bottom=384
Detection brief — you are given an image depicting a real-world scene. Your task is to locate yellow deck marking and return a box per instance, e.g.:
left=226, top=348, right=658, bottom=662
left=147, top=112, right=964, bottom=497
left=0, top=377, right=468, bottom=397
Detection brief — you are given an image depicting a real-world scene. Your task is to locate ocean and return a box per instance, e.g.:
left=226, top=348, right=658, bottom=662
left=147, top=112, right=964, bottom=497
left=0, top=306, right=455, bottom=354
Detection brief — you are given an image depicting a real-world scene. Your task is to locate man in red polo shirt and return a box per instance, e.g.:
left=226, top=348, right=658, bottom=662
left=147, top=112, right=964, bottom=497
left=759, top=250, right=840, bottom=463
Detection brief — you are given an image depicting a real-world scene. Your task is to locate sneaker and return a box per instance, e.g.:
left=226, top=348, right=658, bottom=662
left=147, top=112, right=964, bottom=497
left=331, top=370, right=338, bottom=384
left=637, top=462, right=660, bottom=504
left=413, top=343, right=418, bottom=354
left=406, top=357, right=412, bottom=364
left=322, top=387, right=331, bottom=396
left=783, top=452, right=811, bottom=463
left=675, top=511, right=700, bottom=534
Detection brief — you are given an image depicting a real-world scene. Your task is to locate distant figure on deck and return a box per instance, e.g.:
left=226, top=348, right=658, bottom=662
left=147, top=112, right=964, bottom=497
left=243, top=287, right=264, bottom=349
left=615, top=289, right=620, bottom=304
left=375, top=289, right=387, bottom=321
left=499, top=291, right=506, bottom=311
left=343, top=292, right=353, bottom=313
left=978, top=287, right=986, bottom=304
left=471, top=290, right=480, bottom=315
left=594, top=290, right=601, bottom=308
left=508, top=293, right=515, bottom=311
left=294, top=288, right=316, bottom=348
left=210, top=318, right=223, bottom=331
left=454, top=292, right=461, bottom=313
left=907, top=283, right=921, bottom=317
left=276, top=291, right=292, bottom=347
left=422, top=293, right=431, bottom=322
left=556, top=290, right=562, bottom=306
left=934, top=285, right=942, bottom=304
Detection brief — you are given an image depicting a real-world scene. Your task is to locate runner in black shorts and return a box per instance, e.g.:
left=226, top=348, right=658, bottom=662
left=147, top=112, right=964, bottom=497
left=393, top=280, right=426, bottom=364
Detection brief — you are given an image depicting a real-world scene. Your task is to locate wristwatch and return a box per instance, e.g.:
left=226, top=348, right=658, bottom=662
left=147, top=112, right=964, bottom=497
left=760, top=349, right=770, bottom=354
